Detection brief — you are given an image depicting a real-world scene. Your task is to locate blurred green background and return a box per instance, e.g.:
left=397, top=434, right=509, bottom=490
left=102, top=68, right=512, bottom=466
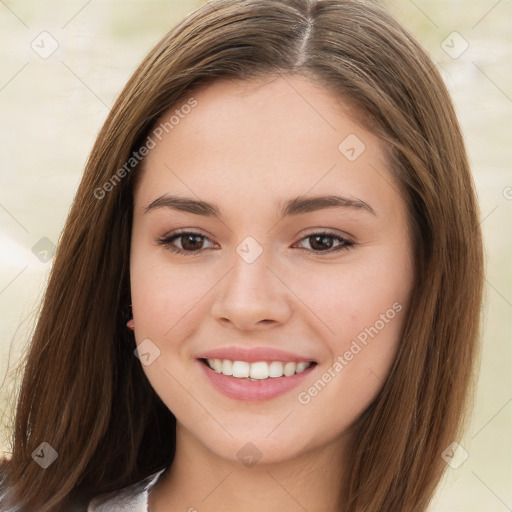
left=0, top=1, right=511, bottom=510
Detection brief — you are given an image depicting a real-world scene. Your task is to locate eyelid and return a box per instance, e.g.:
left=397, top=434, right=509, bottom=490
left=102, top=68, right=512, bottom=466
left=156, top=229, right=217, bottom=255
left=292, top=229, right=354, bottom=254
left=299, top=227, right=354, bottom=241
left=156, top=228, right=355, bottom=255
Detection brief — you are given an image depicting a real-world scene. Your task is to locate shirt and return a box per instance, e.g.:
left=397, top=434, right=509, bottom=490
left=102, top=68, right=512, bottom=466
left=87, top=468, right=167, bottom=512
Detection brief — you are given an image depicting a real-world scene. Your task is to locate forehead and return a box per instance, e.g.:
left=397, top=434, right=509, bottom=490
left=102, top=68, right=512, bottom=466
left=134, top=75, right=400, bottom=217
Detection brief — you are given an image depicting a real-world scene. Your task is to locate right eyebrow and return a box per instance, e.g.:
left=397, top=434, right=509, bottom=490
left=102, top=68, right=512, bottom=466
left=144, top=195, right=221, bottom=217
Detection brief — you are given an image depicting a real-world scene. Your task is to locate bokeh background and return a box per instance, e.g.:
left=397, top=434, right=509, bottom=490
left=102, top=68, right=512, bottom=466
left=0, top=1, right=510, bottom=510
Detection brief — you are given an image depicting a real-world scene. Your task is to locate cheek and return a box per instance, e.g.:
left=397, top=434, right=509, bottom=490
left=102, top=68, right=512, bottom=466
left=290, top=251, right=411, bottom=350
left=130, top=247, right=211, bottom=336
left=289, top=246, right=411, bottom=406
left=291, top=275, right=409, bottom=442
left=129, top=249, right=207, bottom=414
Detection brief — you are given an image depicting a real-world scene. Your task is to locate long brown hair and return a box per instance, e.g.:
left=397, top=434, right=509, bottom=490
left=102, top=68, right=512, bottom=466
left=0, top=0, right=484, bottom=510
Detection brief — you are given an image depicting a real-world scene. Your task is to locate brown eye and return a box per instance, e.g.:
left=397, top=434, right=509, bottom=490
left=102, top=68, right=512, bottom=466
left=157, top=231, right=216, bottom=255
left=296, top=232, right=353, bottom=253
left=308, top=234, right=335, bottom=251
left=157, top=230, right=353, bottom=256
left=179, top=233, right=206, bottom=251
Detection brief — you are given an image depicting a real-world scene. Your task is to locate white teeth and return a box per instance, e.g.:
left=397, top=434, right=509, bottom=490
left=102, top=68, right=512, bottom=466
left=232, top=361, right=250, bottom=378
left=221, top=359, right=233, bottom=375
left=268, top=361, right=284, bottom=377
left=206, top=359, right=313, bottom=379
left=283, top=362, right=296, bottom=376
left=249, top=361, right=268, bottom=380
left=296, top=362, right=309, bottom=373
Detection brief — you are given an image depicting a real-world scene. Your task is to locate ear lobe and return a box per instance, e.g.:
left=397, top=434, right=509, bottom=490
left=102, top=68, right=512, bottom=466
left=126, top=319, right=135, bottom=330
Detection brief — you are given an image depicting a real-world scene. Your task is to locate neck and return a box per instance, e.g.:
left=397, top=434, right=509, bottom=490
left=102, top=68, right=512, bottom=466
left=148, top=424, right=350, bottom=512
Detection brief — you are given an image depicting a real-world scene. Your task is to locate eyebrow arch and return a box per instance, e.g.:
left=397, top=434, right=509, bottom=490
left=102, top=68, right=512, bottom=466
left=144, top=194, right=376, bottom=218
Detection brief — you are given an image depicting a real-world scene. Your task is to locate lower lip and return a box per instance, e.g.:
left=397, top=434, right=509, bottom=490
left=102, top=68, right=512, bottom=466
left=198, top=360, right=317, bottom=402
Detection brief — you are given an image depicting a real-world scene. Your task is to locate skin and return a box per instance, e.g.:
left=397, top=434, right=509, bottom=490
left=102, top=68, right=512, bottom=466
left=129, top=75, right=414, bottom=512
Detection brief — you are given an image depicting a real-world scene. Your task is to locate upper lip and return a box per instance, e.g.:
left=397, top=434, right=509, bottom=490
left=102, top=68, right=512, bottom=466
left=196, top=346, right=316, bottom=363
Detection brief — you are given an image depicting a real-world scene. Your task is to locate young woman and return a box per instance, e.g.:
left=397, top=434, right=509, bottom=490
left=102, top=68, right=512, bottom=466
left=0, top=0, right=484, bottom=511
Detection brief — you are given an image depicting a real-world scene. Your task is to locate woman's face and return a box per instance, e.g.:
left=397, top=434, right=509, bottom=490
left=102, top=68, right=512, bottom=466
left=130, top=75, right=414, bottom=465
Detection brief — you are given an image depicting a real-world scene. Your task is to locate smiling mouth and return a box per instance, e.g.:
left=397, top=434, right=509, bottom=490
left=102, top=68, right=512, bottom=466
left=201, top=358, right=317, bottom=381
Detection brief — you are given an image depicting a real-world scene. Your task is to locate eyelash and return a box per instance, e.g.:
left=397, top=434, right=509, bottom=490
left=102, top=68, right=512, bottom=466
left=156, top=230, right=354, bottom=256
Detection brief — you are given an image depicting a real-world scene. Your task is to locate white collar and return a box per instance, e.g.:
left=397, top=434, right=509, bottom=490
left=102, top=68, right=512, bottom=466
left=87, top=467, right=167, bottom=511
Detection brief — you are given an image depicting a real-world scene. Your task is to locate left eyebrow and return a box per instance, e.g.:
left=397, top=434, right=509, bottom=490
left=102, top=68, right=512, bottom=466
left=280, top=194, right=376, bottom=217
left=144, top=194, right=376, bottom=218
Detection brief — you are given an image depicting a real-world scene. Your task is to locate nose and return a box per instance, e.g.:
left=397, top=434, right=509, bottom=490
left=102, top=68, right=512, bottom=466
left=210, top=249, right=293, bottom=331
